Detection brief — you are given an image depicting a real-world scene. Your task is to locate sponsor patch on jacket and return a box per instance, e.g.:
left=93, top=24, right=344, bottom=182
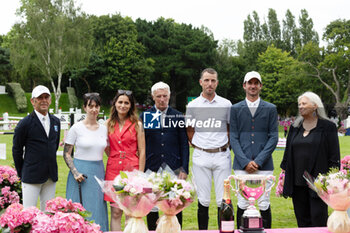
left=54, top=125, right=59, bottom=132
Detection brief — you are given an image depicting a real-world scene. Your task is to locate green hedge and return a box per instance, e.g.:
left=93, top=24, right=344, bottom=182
left=6, top=83, right=27, bottom=113
left=66, top=87, right=79, bottom=108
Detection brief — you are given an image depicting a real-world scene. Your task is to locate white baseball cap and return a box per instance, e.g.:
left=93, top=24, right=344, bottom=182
left=243, top=71, right=262, bottom=84
left=31, top=85, right=51, bottom=98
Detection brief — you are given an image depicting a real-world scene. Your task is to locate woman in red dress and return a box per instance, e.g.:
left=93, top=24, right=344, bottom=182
left=104, top=90, right=145, bottom=231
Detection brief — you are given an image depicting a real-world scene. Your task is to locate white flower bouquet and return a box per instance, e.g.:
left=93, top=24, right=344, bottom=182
left=151, top=169, right=195, bottom=233
left=304, top=169, right=350, bottom=233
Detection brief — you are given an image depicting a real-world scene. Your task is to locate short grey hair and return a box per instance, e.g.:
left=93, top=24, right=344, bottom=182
left=151, top=82, right=171, bottom=96
left=293, top=91, right=330, bottom=127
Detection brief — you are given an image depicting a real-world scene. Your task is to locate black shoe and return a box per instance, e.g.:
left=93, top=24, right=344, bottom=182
left=197, top=202, right=209, bottom=230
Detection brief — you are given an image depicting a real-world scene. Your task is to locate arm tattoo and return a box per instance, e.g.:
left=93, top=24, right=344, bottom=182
left=63, top=144, right=80, bottom=178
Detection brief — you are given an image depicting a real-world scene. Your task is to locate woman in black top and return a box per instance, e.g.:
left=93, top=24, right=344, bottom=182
left=280, top=91, right=340, bottom=227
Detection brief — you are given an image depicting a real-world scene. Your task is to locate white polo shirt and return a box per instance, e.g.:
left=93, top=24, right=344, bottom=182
left=186, top=93, right=231, bottom=149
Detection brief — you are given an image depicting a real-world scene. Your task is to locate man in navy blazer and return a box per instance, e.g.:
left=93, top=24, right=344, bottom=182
left=140, top=81, right=189, bottom=230
left=13, top=85, right=60, bottom=211
left=230, top=71, right=278, bottom=229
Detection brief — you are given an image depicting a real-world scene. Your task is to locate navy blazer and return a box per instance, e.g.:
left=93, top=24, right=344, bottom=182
left=280, top=119, right=340, bottom=197
left=230, top=99, right=278, bottom=170
left=141, top=106, right=189, bottom=174
left=12, top=111, right=61, bottom=183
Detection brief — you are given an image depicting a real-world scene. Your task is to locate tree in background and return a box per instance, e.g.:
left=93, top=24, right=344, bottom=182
left=10, top=0, right=93, bottom=113
left=298, top=9, right=319, bottom=46
left=240, top=11, right=268, bottom=70
left=215, top=39, right=246, bottom=104
left=264, top=9, right=282, bottom=48
left=282, top=10, right=301, bottom=56
left=72, top=14, right=154, bottom=105
left=239, top=9, right=318, bottom=72
left=136, top=18, right=217, bottom=110
left=101, top=36, right=154, bottom=104
left=0, top=47, right=12, bottom=85
left=69, top=51, right=106, bottom=95
left=258, top=45, right=303, bottom=116
left=299, top=19, right=350, bottom=120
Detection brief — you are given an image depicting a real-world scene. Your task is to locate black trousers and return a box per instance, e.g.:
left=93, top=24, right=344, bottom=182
left=292, top=185, right=328, bottom=227
left=147, top=211, right=182, bottom=230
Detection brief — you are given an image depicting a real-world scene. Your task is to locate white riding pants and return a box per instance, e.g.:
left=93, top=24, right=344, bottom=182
left=192, top=148, right=232, bottom=207
left=22, top=178, right=56, bottom=211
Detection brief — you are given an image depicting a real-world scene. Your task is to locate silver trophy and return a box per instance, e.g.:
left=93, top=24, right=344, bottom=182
left=228, top=174, right=275, bottom=233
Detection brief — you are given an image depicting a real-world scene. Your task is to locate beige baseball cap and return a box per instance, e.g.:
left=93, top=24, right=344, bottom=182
left=243, top=71, right=262, bottom=84
left=31, top=85, right=51, bottom=98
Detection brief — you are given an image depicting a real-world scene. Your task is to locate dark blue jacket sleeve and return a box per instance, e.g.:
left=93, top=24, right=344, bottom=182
left=12, top=118, right=27, bottom=178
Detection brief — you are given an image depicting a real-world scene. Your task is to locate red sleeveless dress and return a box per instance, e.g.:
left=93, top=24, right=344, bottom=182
left=104, top=119, right=139, bottom=202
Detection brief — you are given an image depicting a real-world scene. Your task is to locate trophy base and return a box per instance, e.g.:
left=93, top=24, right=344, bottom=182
left=239, top=215, right=265, bottom=233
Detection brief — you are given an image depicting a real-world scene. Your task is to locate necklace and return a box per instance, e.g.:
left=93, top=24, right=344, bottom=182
left=302, top=118, right=318, bottom=137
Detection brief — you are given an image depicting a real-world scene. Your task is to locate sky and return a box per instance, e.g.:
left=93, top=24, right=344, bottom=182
left=0, top=0, right=349, bottom=43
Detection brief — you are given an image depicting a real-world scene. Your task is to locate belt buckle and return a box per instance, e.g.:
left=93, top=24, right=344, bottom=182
left=119, top=151, right=126, bottom=159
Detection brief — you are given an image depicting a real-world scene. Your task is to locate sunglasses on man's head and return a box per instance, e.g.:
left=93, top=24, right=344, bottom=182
left=84, top=92, right=99, bottom=98
left=117, top=90, right=132, bottom=96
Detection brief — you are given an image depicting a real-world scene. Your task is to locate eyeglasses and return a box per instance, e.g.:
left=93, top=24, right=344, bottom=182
left=117, top=90, right=133, bottom=96
left=84, top=92, right=100, bottom=98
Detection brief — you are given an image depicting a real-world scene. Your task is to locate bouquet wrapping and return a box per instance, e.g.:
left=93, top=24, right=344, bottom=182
left=304, top=169, right=350, bottom=233
left=96, top=170, right=161, bottom=233
left=148, top=168, right=195, bottom=233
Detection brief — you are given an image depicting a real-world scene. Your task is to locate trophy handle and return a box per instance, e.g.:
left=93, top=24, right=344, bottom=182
left=227, top=175, right=239, bottom=195
left=264, top=175, right=276, bottom=194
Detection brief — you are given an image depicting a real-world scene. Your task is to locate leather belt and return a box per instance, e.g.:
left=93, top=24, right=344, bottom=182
left=192, top=143, right=229, bottom=153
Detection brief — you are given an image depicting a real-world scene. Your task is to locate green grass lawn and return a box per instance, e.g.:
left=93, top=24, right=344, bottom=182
left=0, top=131, right=350, bottom=230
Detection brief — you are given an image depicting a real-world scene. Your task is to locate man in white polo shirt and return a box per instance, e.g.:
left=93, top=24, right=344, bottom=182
left=186, top=68, right=232, bottom=230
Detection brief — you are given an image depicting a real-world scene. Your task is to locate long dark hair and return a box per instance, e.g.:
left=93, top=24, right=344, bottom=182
left=107, top=90, right=139, bottom=134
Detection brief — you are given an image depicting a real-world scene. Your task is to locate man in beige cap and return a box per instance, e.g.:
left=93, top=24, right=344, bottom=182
left=230, top=71, right=278, bottom=229
left=13, top=85, right=61, bottom=210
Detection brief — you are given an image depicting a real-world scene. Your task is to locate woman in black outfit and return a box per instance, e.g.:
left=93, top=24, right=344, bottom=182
left=280, top=91, right=340, bottom=227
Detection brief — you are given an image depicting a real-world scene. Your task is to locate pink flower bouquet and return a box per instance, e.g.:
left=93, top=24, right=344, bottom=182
left=154, top=171, right=195, bottom=233
left=341, top=155, right=350, bottom=172
left=275, top=171, right=285, bottom=197
left=304, top=169, right=350, bottom=233
left=96, top=170, right=161, bottom=233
